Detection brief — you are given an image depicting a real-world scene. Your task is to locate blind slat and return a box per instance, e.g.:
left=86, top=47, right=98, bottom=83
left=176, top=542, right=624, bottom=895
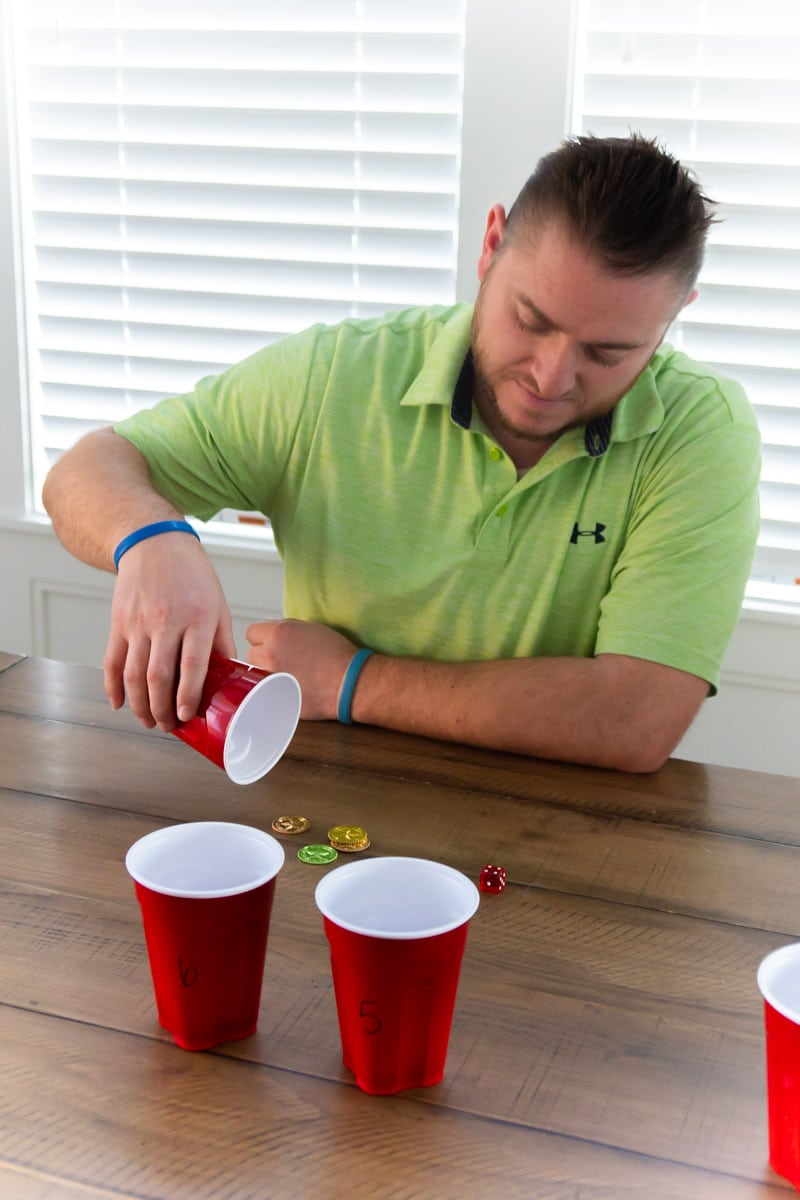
left=28, top=68, right=463, bottom=112
left=33, top=214, right=457, bottom=267
left=23, top=0, right=465, bottom=28
left=583, top=75, right=800, bottom=124
left=29, top=106, right=461, bottom=154
left=24, top=30, right=464, bottom=73
left=32, top=177, right=458, bottom=228
left=684, top=286, right=800, bottom=331
left=585, top=31, right=800, bottom=78
left=37, top=282, right=359, bottom=332
left=30, top=141, right=460, bottom=190
left=584, top=0, right=800, bottom=33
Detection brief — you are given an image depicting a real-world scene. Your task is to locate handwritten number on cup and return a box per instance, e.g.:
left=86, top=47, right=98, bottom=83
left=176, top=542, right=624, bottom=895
left=359, top=999, right=382, bottom=1035
left=178, top=957, right=199, bottom=988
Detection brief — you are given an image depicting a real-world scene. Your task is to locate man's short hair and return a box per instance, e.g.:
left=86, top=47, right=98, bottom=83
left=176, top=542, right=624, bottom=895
left=504, top=133, right=715, bottom=292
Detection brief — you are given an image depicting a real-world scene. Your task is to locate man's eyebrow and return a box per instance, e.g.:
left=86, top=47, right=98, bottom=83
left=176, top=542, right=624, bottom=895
left=517, top=296, right=646, bottom=352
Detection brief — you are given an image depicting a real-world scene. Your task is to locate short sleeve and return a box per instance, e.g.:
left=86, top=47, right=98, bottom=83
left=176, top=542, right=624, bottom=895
left=595, top=413, right=761, bottom=691
left=113, top=325, right=324, bottom=521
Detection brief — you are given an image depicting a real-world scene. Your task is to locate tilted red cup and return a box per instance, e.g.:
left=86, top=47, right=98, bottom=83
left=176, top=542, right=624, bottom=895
left=172, top=653, right=301, bottom=784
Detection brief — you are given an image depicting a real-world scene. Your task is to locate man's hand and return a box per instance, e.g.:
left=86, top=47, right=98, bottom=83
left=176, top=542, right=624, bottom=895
left=245, top=619, right=357, bottom=720
left=105, top=533, right=236, bottom=731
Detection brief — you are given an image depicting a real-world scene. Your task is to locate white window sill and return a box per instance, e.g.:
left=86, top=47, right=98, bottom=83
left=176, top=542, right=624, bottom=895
left=743, top=581, right=800, bottom=623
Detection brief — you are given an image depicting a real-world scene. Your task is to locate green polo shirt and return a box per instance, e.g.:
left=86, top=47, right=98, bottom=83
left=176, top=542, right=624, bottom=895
left=114, top=303, right=760, bottom=689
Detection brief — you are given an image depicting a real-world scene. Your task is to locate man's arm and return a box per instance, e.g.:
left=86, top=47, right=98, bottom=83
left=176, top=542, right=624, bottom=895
left=353, top=651, right=708, bottom=773
left=43, top=426, right=183, bottom=570
left=43, top=428, right=236, bottom=728
left=245, top=618, right=709, bottom=773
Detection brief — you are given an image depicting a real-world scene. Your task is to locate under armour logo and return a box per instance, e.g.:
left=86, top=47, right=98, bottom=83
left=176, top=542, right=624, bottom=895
left=570, top=522, right=606, bottom=545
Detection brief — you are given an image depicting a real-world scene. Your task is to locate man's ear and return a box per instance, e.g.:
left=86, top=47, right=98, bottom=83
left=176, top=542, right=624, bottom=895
left=682, top=287, right=699, bottom=309
left=477, top=204, right=507, bottom=282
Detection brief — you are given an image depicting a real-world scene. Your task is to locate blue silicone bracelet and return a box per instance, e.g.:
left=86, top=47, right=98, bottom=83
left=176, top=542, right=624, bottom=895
left=337, top=647, right=374, bottom=725
left=113, top=520, right=200, bottom=571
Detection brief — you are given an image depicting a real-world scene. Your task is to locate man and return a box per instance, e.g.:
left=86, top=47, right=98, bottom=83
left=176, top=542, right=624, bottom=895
left=43, top=134, right=760, bottom=773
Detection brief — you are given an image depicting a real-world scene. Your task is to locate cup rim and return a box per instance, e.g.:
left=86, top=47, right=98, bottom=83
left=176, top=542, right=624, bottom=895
left=757, top=942, right=800, bottom=1023
left=125, top=820, right=285, bottom=898
left=314, top=855, right=480, bottom=939
left=223, top=670, right=302, bottom=785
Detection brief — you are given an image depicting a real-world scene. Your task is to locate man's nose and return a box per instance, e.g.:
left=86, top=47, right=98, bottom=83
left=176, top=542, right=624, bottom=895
left=529, top=335, right=576, bottom=398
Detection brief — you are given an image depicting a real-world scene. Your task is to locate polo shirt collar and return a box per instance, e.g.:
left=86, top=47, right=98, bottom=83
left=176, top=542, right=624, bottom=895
left=400, top=304, right=473, bottom=410
left=400, top=302, right=667, bottom=456
left=610, top=348, right=668, bottom=444
left=449, top=351, right=609, bottom=457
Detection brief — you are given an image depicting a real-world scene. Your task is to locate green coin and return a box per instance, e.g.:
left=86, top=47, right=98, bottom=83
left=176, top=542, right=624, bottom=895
left=298, top=844, right=338, bottom=865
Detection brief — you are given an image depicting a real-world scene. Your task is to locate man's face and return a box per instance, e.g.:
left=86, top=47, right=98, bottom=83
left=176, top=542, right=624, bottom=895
left=471, top=210, right=695, bottom=468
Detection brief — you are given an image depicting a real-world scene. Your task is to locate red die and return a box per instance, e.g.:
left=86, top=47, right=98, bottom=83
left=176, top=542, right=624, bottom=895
left=479, top=864, right=507, bottom=894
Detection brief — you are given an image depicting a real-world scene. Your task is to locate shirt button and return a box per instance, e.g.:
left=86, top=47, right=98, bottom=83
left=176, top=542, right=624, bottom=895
left=489, top=446, right=503, bottom=461
left=496, top=504, right=508, bottom=517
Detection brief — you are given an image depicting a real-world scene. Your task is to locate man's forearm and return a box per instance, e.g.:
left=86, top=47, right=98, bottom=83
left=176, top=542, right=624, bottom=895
left=350, top=651, right=708, bottom=773
left=43, top=427, right=184, bottom=572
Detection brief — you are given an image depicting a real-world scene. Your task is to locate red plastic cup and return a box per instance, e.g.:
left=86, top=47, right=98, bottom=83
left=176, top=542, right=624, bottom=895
left=172, top=653, right=301, bottom=784
left=315, top=857, right=480, bottom=1095
left=126, top=821, right=285, bottom=1051
left=757, top=942, right=800, bottom=1189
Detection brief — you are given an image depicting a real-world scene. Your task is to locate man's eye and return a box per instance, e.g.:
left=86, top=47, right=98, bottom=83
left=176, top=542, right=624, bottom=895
left=586, top=347, right=621, bottom=368
left=514, top=313, right=541, bottom=334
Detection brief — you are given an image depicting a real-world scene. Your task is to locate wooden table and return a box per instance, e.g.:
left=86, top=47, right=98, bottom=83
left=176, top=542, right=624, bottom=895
left=2, top=651, right=799, bottom=1199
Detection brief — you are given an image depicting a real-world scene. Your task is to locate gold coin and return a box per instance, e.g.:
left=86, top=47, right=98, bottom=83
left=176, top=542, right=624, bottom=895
left=271, top=815, right=311, bottom=836
left=329, top=836, right=370, bottom=854
left=327, top=824, right=368, bottom=847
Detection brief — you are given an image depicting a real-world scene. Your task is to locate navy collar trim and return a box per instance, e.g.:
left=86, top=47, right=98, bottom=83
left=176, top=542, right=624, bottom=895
left=451, top=351, right=613, bottom=457
left=451, top=350, right=474, bottom=428
left=585, top=409, right=613, bottom=457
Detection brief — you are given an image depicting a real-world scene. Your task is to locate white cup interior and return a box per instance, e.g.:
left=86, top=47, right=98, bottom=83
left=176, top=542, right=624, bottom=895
left=758, top=943, right=800, bottom=1024
left=315, top=856, right=480, bottom=939
left=224, top=671, right=301, bottom=785
left=125, top=821, right=285, bottom=898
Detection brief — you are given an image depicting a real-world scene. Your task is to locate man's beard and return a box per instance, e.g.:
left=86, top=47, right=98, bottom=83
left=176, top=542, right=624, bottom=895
left=471, top=361, right=566, bottom=445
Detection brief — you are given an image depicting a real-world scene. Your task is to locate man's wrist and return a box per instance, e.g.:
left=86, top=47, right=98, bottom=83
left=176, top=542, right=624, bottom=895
left=337, top=648, right=374, bottom=724
left=113, top=519, right=200, bottom=571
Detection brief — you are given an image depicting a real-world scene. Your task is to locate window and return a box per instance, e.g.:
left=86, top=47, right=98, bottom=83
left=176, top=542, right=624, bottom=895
left=572, top=0, right=800, bottom=612
left=5, top=0, right=466, bottom=525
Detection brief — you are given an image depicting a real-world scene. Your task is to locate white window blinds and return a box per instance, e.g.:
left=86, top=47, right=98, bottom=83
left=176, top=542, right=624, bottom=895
left=7, top=0, right=466, bottom=515
left=573, top=0, right=800, bottom=611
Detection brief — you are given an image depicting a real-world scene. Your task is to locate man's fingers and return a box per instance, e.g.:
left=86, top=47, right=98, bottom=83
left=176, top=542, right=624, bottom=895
left=123, top=640, right=158, bottom=729
left=214, top=613, right=238, bottom=663
left=174, top=633, right=214, bottom=725
left=245, top=618, right=277, bottom=648
left=145, top=644, right=182, bottom=730
left=103, top=633, right=128, bottom=711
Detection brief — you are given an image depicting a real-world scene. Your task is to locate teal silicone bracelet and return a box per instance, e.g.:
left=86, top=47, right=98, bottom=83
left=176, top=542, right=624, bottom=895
left=337, top=648, right=374, bottom=725
left=113, top=520, right=200, bottom=571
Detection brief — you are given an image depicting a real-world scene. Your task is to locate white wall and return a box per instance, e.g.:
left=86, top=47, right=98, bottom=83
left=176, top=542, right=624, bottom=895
left=674, top=609, right=800, bottom=775
left=456, top=0, right=576, bottom=299
left=1, top=0, right=798, bottom=776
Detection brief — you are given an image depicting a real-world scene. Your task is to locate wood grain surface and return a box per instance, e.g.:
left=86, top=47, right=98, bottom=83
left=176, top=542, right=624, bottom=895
left=1, top=653, right=797, bottom=1199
